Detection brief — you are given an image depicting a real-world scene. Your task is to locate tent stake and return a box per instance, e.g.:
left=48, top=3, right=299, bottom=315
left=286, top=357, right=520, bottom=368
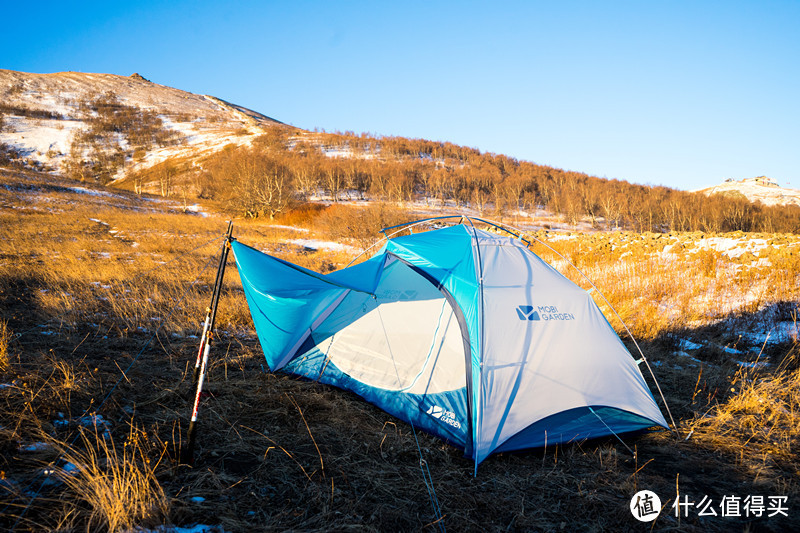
left=181, top=221, right=233, bottom=465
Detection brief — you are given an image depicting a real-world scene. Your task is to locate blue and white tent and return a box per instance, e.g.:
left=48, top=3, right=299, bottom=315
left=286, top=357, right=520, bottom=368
left=231, top=222, right=669, bottom=468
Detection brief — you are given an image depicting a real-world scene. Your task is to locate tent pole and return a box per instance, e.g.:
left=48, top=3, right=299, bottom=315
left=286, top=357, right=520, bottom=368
left=181, top=221, right=234, bottom=465
left=464, top=216, right=486, bottom=477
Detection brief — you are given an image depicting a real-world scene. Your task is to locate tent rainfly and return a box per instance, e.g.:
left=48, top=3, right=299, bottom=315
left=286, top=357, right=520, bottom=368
left=231, top=222, right=669, bottom=469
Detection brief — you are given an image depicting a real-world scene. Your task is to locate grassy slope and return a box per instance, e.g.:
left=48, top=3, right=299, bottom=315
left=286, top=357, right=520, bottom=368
left=0, top=168, right=798, bottom=532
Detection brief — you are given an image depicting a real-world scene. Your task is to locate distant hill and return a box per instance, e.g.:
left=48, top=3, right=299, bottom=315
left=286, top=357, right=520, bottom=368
left=693, top=177, right=800, bottom=208
left=0, top=69, right=284, bottom=181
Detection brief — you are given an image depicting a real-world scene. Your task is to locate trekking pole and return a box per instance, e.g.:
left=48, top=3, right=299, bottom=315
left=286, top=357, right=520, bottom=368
left=192, top=222, right=233, bottom=387
left=181, top=221, right=233, bottom=465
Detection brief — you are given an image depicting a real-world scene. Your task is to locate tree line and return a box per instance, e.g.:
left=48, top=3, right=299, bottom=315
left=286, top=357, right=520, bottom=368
left=188, top=126, right=798, bottom=232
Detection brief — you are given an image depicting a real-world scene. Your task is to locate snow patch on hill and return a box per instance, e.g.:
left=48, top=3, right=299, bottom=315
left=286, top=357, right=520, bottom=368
left=0, top=69, right=282, bottom=178
left=693, top=177, right=800, bottom=207
left=1, top=116, right=82, bottom=167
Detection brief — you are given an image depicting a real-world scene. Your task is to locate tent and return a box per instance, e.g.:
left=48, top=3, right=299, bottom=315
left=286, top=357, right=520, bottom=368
left=231, top=221, right=669, bottom=469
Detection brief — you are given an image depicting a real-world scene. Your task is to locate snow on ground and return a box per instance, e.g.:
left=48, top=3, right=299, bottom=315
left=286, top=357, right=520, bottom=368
left=718, top=344, right=744, bottom=355
left=78, top=413, right=109, bottom=428
left=678, top=339, right=704, bottom=351
left=690, top=282, right=768, bottom=319
left=743, top=321, right=799, bottom=346
left=1, top=70, right=277, bottom=181
left=126, top=125, right=256, bottom=178
left=659, top=233, right=800, bottom=264
left=266, top=224, right=310, bottom=233
left=546, top=234, right=577, bottom=242
left=13, top=90, right=78, bottom=118
left=68, top=187, right=122, bottom=199
left=19, top=442, right=53, bottom=452
left=737, top=360, right=770, bottom=368
left=0, top=116, right=83, bottom=170
left=307, top=189, right=368, bottom=203
left=165, top=203, right=209, bottom=217
left=689, top=236, right=770, bottom=259
left=674, top=351, right=705, bottom=366
left=322, top=146, right=355, bottom=158
left=183, top=204, right=209, bottom=217
left=87, top=218, right=140, bottom=247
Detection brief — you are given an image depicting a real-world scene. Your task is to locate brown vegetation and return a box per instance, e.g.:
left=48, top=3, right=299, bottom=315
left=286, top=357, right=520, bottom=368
left=0, top=320, right=10, bottom=372
left=6, top=79, right=796, bottom=235
left=686, top=358, right=800, bottom=477
left=168, top=126, right=800, bottom=233
left=0, top=103, right=64, bottom=121
left=0, top=169, right=798, bottom=531
left=44, top=424, right=170, bottom=531
left=0, top=143, right=25, bottom=169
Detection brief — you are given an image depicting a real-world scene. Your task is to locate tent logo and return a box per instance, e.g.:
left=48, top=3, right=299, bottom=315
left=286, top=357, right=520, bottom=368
left=426, top=405, right=461, bottom=429
left=381, top=289, right=418, bottom=300
left=516, top=305, right=540, bottom=321
left=427, top=405, right=444, bottom=418
left=518, top=305, right=576, bottom=322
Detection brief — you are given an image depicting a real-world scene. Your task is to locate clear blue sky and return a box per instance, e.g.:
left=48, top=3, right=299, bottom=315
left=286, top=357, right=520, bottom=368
left=4, top=1, right=799, bottom=190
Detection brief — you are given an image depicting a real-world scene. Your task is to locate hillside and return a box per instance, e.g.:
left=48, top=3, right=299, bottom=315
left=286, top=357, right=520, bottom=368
left=694, top=177, right=800, bottom=208
left=0, top=69, right=283, bottom=180
left=2, top=69, right=799, bottom=234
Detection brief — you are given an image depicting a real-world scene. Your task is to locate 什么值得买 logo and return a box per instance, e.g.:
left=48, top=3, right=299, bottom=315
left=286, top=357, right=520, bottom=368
left=630, top=490, right=661, bottom=522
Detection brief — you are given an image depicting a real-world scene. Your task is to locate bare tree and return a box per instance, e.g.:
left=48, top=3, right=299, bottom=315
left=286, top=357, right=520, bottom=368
left=158, top=163, right=176, bottom=197
left=321, top=160, right=344, bottom=202
left=227, top=150, right=295, bottom=219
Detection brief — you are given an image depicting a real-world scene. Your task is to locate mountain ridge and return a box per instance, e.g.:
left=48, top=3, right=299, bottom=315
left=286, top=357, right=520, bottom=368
left=693, top=177, right=800, bottom=208
left=0, top=69, right=284, bottom=180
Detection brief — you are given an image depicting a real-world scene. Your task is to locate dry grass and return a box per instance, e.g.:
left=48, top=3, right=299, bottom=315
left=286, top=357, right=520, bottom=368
left=685, top=350, right=800, bottom=478
left=1, top=168, right=799, bottom=531
left=44, top=424, right=170, bottom=532
left=310, top=202, right=414, bottom=250
left=0, top=320, right=10, bottom=372
left=527, top=230, right=800, bottom=343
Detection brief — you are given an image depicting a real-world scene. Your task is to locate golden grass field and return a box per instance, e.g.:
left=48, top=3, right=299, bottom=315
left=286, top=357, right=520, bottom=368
left=0, top=168, right=798, bottom=532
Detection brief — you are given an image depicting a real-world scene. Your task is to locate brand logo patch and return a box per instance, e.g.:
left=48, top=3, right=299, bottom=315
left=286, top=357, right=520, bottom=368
left=516, top=305, right=540, bottom=320
left=518, top=305, right=576, bottom=321
left=381, top=289, right=418, bottom=300
left=426, top=405, right=461, bottom=429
